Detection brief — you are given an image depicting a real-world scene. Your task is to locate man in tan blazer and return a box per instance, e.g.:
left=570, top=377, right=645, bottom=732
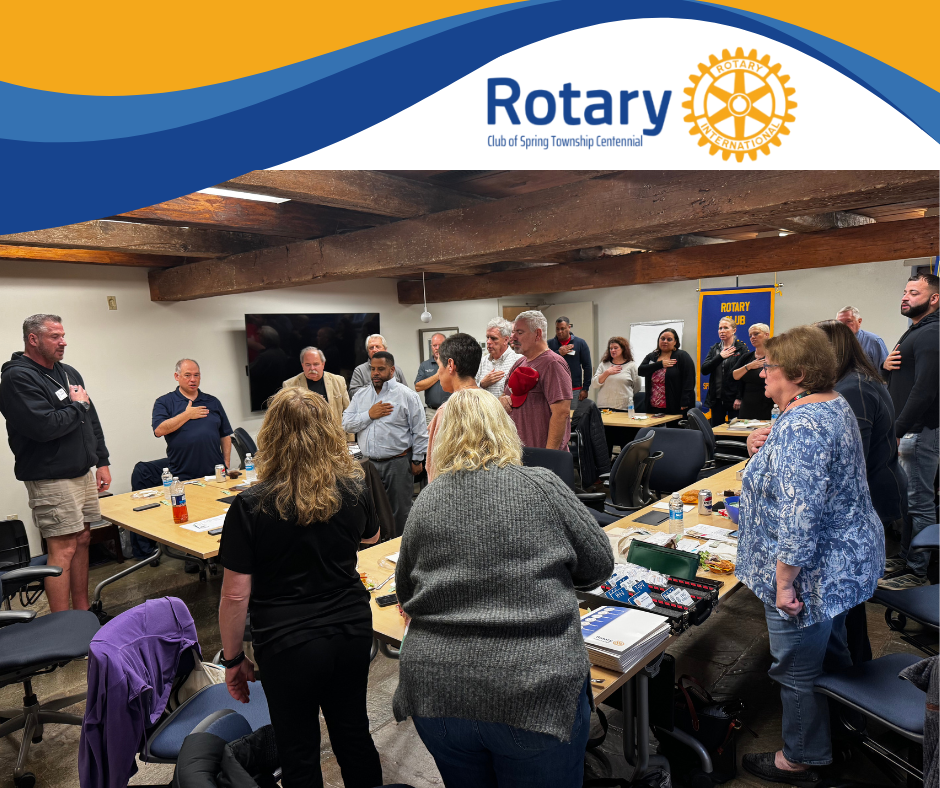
left=282, top=347, right=351, bottom=436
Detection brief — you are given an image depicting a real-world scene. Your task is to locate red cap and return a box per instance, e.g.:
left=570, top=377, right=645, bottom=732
left=506, top=366, right=539, bottom=408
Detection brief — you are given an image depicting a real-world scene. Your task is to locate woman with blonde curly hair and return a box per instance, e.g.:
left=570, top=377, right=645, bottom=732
left=218, top=387, right=382, bottom=788
left=393, top=388, right=614, bottom=788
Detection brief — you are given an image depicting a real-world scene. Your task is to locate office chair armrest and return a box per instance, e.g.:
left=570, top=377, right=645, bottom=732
left=1, top=566, right=62, bottom=587
left=577, top=492, right=608, bottom=512
left=605, top=502, right=644, bottom=512
left=0, top=610, right=37, bottom=628
left=715, top=440, right=748, bottom=451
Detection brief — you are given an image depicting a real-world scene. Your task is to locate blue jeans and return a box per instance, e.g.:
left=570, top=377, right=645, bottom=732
left=898, top=426, right=940, bottom=576
left=412, top=681, right=590, bottom=788
left=764, top=604, right=851, bottom=766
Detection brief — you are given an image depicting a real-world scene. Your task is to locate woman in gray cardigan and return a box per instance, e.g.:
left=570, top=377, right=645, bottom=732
left=393, top=388, right=614, bottom=788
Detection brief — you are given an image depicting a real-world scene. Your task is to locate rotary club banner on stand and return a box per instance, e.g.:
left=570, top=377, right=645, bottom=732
left=697, top=287, right=775, bottom=414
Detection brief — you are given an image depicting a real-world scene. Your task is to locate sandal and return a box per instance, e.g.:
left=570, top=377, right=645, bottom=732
left=742, top=752, right=821, bottom=785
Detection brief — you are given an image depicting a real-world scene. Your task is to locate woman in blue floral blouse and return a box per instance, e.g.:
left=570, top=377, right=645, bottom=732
left=737, top=325, right=884, bottom=784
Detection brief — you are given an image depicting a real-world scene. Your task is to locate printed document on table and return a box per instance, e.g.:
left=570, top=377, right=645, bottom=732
left=180, top=514, right=226, bottom=533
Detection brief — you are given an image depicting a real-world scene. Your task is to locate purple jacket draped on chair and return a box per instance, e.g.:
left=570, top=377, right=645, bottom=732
left=79, top=596, right=200, bottom=788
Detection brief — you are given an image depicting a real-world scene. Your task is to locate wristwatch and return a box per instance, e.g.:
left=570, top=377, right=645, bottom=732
left=77, top=400, right=90, bottom=412
left=219, top=649, right=246, bottom=669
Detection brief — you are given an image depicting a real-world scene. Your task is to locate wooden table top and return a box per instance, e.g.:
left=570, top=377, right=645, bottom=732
left=712, top=421, right=768, bottom=437
left=99, top=480, right=257, bottom=559
left=571, top=411, right=682, bottom=429
left=360, top=459, right=746, bottom=700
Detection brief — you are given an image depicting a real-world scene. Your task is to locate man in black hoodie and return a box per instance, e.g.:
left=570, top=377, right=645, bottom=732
left=880, top=274, right=939, bottom=590
left=0, top=314, right=111, bottom=612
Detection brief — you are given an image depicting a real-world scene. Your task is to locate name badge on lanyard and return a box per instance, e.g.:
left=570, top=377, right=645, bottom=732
left=55, top=388, right=67, bottom=401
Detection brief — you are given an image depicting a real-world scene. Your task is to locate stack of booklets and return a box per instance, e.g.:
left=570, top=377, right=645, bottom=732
left=581, top=606, right=672, bottom=672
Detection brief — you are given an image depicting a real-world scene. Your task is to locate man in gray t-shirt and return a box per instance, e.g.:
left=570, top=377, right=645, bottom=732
left=415, top=332, right=450, bottom=425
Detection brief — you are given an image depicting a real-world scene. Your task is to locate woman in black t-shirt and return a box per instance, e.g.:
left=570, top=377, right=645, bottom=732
left=218, top=387, right=381, bottom=788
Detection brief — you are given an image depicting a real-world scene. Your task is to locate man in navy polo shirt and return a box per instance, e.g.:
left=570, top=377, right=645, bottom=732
left=152, top=358, right=233, bottom=480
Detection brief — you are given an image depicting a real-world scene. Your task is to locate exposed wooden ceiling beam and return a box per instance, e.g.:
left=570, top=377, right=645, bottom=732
left=216, top=170, right=489, bottom=218
left=397, top=218, right=938, bottom=304
left=775, top=211, right=875, bottom=233
left=148, top=171, right=938, bottom=301
left=110, top=193, right=394, bottom=238
left=0, top=245, right=182, bottom=268
left=0, top=220, right=284, bottom=258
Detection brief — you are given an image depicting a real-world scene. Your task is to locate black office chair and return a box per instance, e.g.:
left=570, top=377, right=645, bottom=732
left=599, top=434, right=662, bottom=516
left=231, top=428, right=258, bottom=470
left=521, top=447, right=615, bottom=525
left=0, top=521, right=47, bottom=610
left=685, top=408, right=749, bottom=468
left=633, top=391, right=647, bottom=413
left=635, top=427, right=709, bottom=496
left=872, top=524, right=939, bottom=656
left=0, top=566, right=101, bottom=788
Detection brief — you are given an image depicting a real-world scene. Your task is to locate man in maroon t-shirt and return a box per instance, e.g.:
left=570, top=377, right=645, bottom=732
left=499, top=310, right=573, bottom=450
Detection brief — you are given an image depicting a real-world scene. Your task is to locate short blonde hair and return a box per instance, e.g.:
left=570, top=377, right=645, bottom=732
left=764, top=325, right=837, bottom=392
left=748, top=323, right=770, bottom=335
left=718, top=316, right=736, bottom=329
left=432, top=389, right=522, bottom=475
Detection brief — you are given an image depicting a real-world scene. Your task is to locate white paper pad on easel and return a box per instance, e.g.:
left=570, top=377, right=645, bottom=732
left=180, top=514, right=226, bottom=533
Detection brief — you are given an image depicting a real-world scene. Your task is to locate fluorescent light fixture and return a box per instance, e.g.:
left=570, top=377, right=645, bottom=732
left=198, top=187, right=289, bottom=204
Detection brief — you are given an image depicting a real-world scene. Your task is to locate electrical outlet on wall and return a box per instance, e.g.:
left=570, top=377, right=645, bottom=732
left=107, top=296, right=117, bottom=310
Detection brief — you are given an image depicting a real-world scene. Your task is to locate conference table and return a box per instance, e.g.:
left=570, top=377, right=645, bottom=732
left=712, top=420, right=768, bottom=438
left=359, top=459, right=747, bottom=775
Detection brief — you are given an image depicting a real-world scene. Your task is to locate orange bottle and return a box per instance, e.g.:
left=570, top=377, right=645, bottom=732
left=170, top=477, right=188, bottom=524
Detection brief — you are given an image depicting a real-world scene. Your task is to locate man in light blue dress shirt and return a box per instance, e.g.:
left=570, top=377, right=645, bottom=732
left=836, top=306, right=889, bottom=372
left=343, top=351, right=428, bottom=536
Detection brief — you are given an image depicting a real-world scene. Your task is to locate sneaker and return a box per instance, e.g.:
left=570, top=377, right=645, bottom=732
left=742, top=752, right=820, bottom=785
left=877, top=573, right=930, bottom=591
left=884, top=556, right=908, bottom=575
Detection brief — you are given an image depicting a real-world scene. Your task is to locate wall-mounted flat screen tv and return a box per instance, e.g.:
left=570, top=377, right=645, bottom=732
left=245, top=313, right=379, bottom=411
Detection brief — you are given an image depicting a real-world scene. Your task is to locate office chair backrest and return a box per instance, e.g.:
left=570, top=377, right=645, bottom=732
left=0, top=520, right=30, bottom=574
left=132, top=459, right=171, bottom=491
left=231, top=428, right=258, bottom=470
left=684, top=408, right=716, bottom=462
left=609, top=434, right=657, bottom=508
left=521, top=446, right=575, bottom=489
left=634, top=390, right=647, bottom=413
left=635, top=427, right=707, bottom=494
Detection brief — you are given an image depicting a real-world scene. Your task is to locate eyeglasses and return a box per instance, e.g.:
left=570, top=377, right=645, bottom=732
left=761, top=364, right=781, bottom=371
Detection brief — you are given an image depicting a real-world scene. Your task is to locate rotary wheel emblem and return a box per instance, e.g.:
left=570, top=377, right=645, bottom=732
left=683, top=48, right=796, bottom=162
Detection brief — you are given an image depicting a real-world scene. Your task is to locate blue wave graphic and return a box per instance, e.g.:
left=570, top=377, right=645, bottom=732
left=0, top=0, right=937, bottom=233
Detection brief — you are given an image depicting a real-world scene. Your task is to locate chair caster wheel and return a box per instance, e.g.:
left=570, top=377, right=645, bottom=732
left=149, top=558, right=160, bottom=568
left=15, top=772, right=36, bottom=788
left=198, top=570, right=207, bottom=582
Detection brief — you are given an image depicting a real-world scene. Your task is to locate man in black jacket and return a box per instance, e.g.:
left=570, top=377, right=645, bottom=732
left=0, top=315, right=111, bottom=612
left=881, top=274, right=939, bottom=589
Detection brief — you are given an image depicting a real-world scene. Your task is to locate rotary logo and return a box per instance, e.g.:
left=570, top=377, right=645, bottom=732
left=683, top=48, right=796, bottom=162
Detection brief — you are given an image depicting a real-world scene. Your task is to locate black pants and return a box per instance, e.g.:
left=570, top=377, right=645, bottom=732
left=258, top=633, right=382, bottom=788
left=709, top=401, right=738, bottom=427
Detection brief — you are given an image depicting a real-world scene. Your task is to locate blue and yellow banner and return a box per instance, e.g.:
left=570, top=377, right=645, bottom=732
left=697, top=287, right=775, bottom=408
left=0, top=1, right=937, bottom=230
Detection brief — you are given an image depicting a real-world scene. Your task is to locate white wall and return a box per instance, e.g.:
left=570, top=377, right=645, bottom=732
left=0, top=260, right=498, bottom=551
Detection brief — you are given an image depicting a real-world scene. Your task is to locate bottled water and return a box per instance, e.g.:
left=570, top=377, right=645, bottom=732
left=245, top=453, right=257, bottom=483
left=170, top=477, right=188, bottom=524
left=162, top=467, right=172, bottom=501
left=771, top=404, right=780, bottom=425
left=628, top=403, right=636, bottom=420
left=668, top=492, right=684, bottom=533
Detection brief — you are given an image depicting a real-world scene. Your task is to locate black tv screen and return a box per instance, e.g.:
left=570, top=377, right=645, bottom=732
left=245, top=313, right=379, bottom=411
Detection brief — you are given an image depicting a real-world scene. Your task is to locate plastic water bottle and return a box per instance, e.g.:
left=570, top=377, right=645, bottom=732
left=669, top=492, right=684, bottom=533
left=771, top=404, right=780, bottom=426
left=171, top=477, right=188, bottom=524
left=245, top=453, right=257, bottom=483
left=628, top=403, right=636, bottom=420
left=161, top=467, right=172, bottom=501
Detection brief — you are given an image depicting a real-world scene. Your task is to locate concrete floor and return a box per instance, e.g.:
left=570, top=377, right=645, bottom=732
left=0, top=551, right=930, bottom=788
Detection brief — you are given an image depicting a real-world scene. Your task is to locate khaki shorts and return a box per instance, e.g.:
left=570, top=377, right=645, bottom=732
left=25, top=470, right=100, bottom=539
